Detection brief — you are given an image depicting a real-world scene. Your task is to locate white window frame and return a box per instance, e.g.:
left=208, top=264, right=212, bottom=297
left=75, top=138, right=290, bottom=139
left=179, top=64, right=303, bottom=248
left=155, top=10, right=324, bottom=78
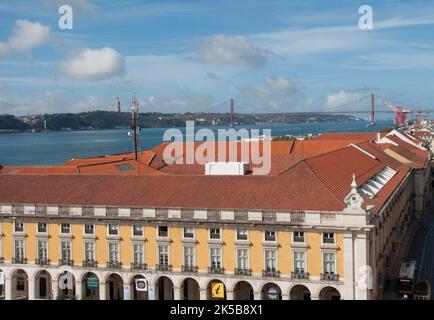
left=108, top=241, right=120, bottom=263
left=107, top=224, right=119, bottom=236
left=322, top=251, right=337, bottom=275
left=209, top=228, right=221, bottom=240
left=183, top=245, right=195, bottom=267
left=236, top=229, right=249, bottom=241
left=14, top=239, right=25, bottom=259
left=209, top=247, right=222, bottom=269
left=132, top=225, right=144, bottom=237
left=264, top=248, right=278, bottom=271
left=84, top=224, right=95, bottom=235
left=84, top=241, right=95, bottom=261
left=293, top=230, right=305, bottom=243
left=236, top=247, right=249, bottom=270
left=293, top=250, right=307, bottom=273
left=157, top=244, right=170, bottom=266
left=183, top=227, right=195, bottom=239
left=60, top=223, right=71, bottom=234
left=37, top=222, right=47, bottom=234
left=37, top=239, right=48, bottom=261
left=132, top=242, right=144, bottom=265
left=14, top=221, right=24, bottom=233
left=60, top=240, right=72, bottom=261
left=264, top=230, right=277, bottom=242
left=322, top=232, right=336, bottom=245
left=157, top=226, right=169, bottom=238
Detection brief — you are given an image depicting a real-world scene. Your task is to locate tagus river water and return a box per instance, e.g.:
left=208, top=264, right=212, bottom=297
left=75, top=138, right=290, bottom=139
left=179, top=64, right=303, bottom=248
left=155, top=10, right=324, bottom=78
left=0, top=120, right=392, bottom=166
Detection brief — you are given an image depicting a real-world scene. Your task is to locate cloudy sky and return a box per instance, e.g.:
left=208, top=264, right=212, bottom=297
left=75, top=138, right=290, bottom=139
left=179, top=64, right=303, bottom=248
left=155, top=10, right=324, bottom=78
left=1, top=0, right=434, bottom=115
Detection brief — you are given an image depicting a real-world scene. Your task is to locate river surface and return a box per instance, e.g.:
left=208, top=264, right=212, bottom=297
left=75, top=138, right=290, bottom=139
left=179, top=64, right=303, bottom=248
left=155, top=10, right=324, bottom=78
left=0, top=120, right=393, bottom=166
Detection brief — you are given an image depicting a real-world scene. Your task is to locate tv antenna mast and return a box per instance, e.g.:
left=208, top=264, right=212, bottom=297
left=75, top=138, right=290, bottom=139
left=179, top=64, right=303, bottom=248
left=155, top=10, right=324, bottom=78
left=128, top=95, right=140, bottom=161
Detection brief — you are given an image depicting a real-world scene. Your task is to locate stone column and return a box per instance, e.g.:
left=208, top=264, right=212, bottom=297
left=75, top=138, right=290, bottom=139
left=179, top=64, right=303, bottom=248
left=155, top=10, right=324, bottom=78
left=99, top=282, right=106, bottom=300
left=5, top=276, right=12, bottom=300
left=173, top=286, right=182, bottom=300
left=199, top=288, right=207, bottom=300
left=253, top=291, right=261, bottom=300
left=343, top=232, right=355, bottom=300
left=28, top=278, right=35, bottom=300
left=354, top=233, right=369, bottom=300
left=75, top=281, right=82, bottom=300
left=52, top=279, right=59, bottom=300
left=281, top=293, right=289, bottom=300
left=226, top=290, right=234, bottom=300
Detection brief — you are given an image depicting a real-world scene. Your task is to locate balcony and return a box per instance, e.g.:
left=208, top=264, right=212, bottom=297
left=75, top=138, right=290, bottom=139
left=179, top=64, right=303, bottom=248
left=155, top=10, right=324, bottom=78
left=156, top=264, right=171, bottom=271
left=130, top=263, right=147, bottom=270
left=181, top=265, right=198, bottom=273
left=291, top=271, right=309, bottom=279
left=262, top=269, right=280, bottom=277
left=106, top=261, right=121, bottom=269
left=58, top=258, right=73, bottom=266
left=12, top=257, right=27, bottom=264
left=208, top=267, right=224, bottom=274
left=35, top=258, right=50, bottom=266
left=82, top=260, right=98, bottom=268
left=320, top=273, right=339, bottom=281
left=234, top=268, right=251, bottom=276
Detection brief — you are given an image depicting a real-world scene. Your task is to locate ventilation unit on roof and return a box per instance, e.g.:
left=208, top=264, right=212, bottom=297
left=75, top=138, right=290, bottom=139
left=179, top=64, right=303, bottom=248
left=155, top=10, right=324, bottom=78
left=205, top=162, right=248, bottom=175
left=357, top=166, right=397, bottom=198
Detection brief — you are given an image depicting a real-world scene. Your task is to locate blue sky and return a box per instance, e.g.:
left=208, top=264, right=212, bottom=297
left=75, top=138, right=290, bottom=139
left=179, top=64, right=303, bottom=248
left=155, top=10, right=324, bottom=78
left=1, top=0, right=434, bottom=116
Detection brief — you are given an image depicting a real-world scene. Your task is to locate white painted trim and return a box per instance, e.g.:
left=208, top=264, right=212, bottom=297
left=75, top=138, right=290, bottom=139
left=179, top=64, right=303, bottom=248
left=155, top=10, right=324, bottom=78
left=350, top=144, right=376, bottom=159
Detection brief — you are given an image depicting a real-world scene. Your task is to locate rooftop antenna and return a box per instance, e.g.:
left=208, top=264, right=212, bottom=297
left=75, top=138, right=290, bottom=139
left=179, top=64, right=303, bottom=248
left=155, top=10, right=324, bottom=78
left=128, top=94, right=140, bottom=161
left=116, top=97, right=121, bottom=113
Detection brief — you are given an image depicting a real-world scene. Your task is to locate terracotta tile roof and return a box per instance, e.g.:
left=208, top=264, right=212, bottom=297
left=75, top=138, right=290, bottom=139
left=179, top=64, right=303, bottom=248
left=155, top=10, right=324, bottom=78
left=310, top=132, right=385, bottom=141
left=0, top=134, right=424, bottom=214
left=0, top=165, right=344, bottom=212
left=382, top=135, right=428, bottom=168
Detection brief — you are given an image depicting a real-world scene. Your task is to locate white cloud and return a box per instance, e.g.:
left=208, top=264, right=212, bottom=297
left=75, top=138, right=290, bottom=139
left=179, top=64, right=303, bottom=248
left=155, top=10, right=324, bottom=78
left=251, top=25, right=375, bottom=57
left=140, top=93, right=214, bottom=113
left=347, top=53, right=434, bottom=70
left=0, top=20, right=52, bottom=56
left=375, top=16, right=434, bottom=29
left=325, top=90, right=367, bottom=110
left=238, top=76, right=311, bottom=112
left=41, top=0, right=97, bottom=14
left=197, top=35, right=268, bottom=68
left=59, top=47, right=125, bottom=80
left=0, top=91, right=108, bottom=115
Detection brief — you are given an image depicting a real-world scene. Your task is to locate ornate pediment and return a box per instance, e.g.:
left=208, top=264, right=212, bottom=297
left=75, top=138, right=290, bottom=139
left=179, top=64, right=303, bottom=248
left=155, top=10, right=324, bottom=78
left=344, top=174, right=365, bottom=212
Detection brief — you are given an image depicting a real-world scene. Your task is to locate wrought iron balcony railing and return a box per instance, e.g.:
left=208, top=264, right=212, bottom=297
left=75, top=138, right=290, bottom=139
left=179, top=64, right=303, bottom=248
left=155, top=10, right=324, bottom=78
left=208, top=267, right=224, bottom=274
left=262, top=269, right=280, bottom=277
left=320, top=273, right=339, bottom=281
left=58, top=258, right=73, bottom=266
left=156, top=264, right=171, bottom=271
left=82, top=260, right=98, bottom=268
left=12, top=257, right=27, bottom=264
left=291, top=271, right=309, bottom=279
left=35, top=258, right=50, bottom=266
left=106, top=261, right=121, bottom=269
left=234, top=268, right=251, bottom=276
left=130, top=263, right=147, bottom=270
left=181, top=265, right=198, bottom=273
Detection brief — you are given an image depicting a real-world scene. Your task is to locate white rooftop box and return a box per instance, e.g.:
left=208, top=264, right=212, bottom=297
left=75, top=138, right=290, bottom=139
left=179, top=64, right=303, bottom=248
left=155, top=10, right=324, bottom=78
left=205, top=162, right=248, bottom=175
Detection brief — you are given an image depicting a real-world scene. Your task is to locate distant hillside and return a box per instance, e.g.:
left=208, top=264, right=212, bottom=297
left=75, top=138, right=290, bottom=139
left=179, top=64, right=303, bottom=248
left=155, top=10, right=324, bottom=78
left=0, top=111, right=359, bottom=133
left=0, top=114, right=30, bottom=132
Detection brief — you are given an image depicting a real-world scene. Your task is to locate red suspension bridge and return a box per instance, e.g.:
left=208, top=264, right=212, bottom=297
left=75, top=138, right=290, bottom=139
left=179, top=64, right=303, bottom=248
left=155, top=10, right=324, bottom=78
left=197, top=93, right=434, bottom=127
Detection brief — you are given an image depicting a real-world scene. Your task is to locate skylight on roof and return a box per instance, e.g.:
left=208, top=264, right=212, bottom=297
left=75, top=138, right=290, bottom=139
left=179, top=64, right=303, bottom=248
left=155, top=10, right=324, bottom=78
left=115, top=164, right=135, bottom=172
left=358, top=166, right=397, bottom=199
